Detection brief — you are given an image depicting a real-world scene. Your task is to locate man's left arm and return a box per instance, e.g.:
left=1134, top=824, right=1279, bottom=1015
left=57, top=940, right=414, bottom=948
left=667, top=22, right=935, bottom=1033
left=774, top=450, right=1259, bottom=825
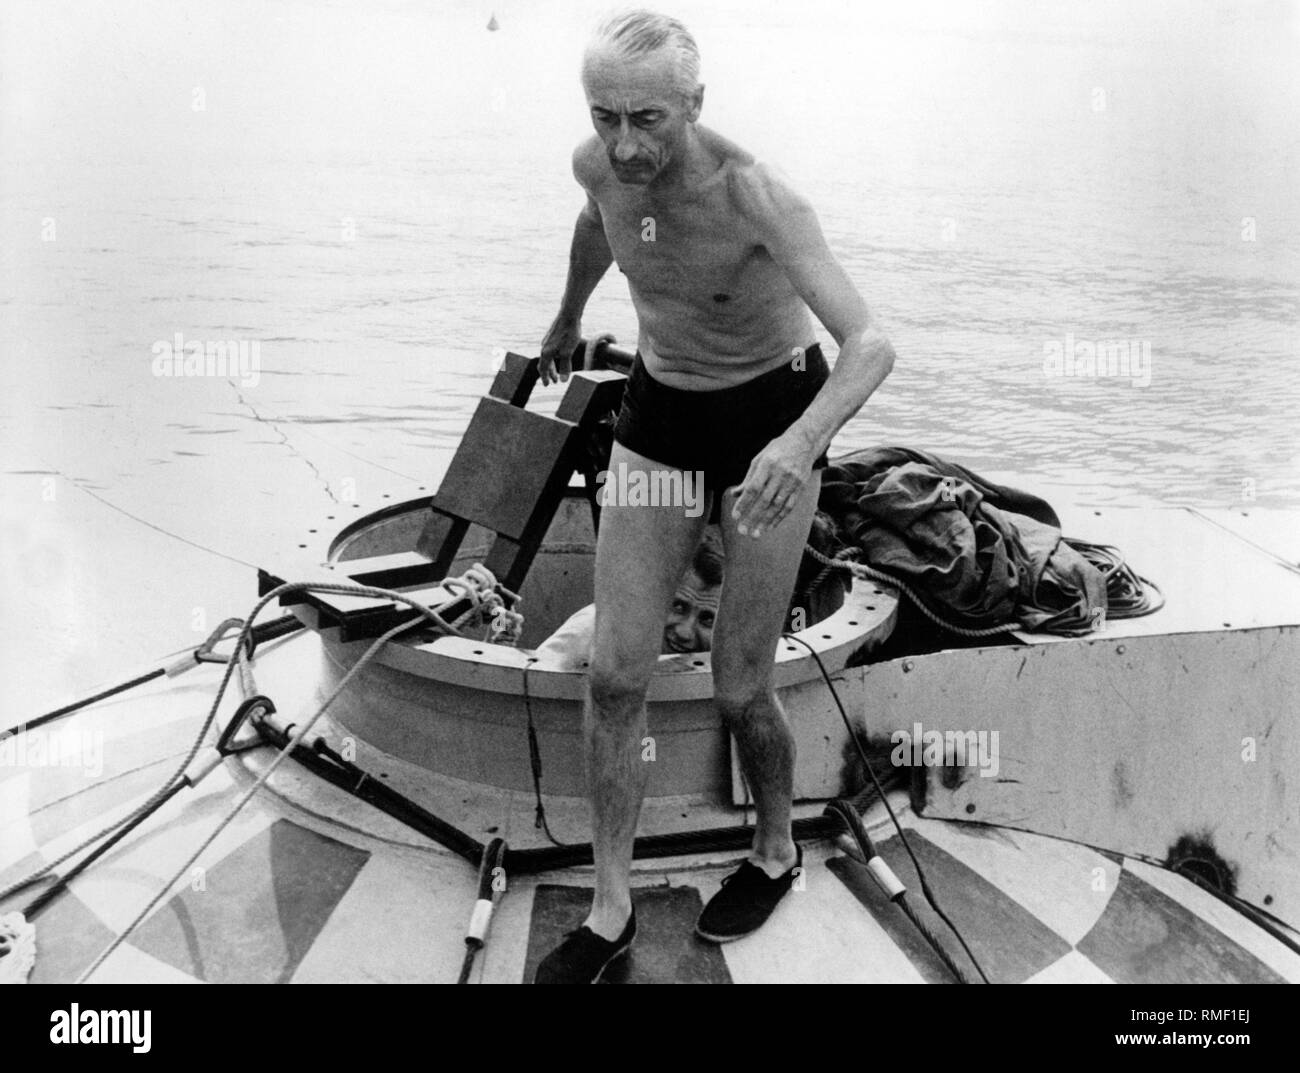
left=731, top=167, right=896, bottom=536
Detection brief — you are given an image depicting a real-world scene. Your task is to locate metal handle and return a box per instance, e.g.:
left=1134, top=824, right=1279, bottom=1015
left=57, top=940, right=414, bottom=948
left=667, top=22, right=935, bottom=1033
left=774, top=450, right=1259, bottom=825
left=569, top=337, right=635, bottom=374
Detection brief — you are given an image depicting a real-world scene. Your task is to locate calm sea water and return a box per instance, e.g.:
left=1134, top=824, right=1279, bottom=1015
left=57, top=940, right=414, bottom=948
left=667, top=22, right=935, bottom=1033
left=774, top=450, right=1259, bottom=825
left=2, top=0, right=1298, bottom=695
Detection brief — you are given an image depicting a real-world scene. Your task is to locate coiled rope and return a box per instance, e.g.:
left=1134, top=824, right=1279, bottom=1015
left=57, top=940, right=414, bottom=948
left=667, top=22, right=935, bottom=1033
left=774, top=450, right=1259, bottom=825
left=1066, top=538, right=1165, bottom=618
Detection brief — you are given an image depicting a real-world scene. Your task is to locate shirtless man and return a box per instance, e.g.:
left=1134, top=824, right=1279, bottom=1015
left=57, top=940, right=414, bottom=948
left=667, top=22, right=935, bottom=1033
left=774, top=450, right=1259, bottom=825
left=534, top=10, right=895, bottom=983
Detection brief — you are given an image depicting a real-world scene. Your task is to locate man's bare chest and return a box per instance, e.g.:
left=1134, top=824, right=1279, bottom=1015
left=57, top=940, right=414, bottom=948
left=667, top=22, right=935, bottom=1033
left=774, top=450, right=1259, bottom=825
left=598, top=195, right=768, bottom=302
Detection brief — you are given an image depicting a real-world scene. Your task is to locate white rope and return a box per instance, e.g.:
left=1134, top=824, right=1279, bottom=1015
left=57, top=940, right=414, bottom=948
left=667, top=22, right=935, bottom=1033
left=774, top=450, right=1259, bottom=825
left=440, top=566, right=523, bottom=643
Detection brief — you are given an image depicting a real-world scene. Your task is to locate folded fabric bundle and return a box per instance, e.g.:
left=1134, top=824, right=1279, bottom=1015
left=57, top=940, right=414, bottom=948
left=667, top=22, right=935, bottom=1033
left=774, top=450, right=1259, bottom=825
left=817, top=447, right=1108, bottom=635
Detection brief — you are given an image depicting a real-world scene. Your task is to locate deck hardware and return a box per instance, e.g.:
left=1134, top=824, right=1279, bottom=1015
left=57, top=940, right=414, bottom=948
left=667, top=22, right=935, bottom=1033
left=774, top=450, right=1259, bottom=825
left=195, top=617, right=254, bottom=664
left=216, top=695, right=277, bottom=756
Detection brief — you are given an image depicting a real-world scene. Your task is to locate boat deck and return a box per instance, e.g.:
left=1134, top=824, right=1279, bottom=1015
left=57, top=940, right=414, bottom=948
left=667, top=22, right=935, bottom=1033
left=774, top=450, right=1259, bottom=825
left=3, top=485, right=1298, bottom=983
left=3, top=656, right=1297, bottom=984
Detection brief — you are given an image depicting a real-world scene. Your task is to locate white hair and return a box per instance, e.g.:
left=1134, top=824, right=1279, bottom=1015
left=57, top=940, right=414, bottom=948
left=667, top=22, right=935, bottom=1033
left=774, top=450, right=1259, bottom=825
left=585, top=9, right=701, bottom=97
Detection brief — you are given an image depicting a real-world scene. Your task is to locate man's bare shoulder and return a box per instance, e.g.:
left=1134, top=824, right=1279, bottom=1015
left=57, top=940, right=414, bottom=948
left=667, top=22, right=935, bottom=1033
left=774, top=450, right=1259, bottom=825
left=722, top=156, right=818, bottom=235
left=572, top=136, right=608, bottom=192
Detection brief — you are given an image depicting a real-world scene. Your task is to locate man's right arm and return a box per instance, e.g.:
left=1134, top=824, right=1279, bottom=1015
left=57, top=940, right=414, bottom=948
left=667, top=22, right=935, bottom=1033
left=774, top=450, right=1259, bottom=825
left=539, top=144, right=615, bottom=385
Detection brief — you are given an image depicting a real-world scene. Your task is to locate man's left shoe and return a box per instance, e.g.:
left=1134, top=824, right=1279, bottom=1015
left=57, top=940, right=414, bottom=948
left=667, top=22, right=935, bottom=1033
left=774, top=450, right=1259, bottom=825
left=695, top=845, right=802, bottom=943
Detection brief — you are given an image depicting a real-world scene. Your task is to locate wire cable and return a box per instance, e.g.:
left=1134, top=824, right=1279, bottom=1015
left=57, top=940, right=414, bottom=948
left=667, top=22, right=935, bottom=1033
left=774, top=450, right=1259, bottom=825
left=521, top=660, right=568, bottom=847
left=782, top=631, right=992, bottom=983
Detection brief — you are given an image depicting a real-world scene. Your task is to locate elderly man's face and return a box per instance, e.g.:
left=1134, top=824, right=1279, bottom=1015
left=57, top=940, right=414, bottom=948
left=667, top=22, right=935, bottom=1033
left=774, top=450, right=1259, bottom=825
left=582, top=46, right=702, bottom=185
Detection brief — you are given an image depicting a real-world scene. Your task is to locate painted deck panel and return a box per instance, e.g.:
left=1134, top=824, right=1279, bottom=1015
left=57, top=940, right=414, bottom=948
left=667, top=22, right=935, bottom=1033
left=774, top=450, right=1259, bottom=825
left=129, top=819, right=370, bottom=983
left=907, top=817, right=1121, bottom=946
left=1024, top=950, right=1115, bottom=984
left=1121, top=858, right=1300, bottom=982
left=1077, top=868, right=1286, bottom=984
left=830, top=830, right=1073, bottom=983
left=90, top=943, right=203, bottom=984
left=55, top=777, right=274, bottom=938
left=291, top=846, right=482, bottom=984
left=27, top=890, right=118, bottom=984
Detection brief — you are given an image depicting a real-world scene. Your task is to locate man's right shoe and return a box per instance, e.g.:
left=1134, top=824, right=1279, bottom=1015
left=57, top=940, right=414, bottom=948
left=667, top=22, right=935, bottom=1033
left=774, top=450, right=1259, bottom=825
left=695, top=845, right=802, bottom=943
left=533, top=909, right=637, bottom=984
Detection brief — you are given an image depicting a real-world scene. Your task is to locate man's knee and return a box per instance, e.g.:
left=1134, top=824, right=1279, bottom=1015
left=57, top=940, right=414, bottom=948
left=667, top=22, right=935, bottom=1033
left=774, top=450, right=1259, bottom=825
left=713, top=672, right=775, bottom=726
left=588, top=662, right=651, bottom=720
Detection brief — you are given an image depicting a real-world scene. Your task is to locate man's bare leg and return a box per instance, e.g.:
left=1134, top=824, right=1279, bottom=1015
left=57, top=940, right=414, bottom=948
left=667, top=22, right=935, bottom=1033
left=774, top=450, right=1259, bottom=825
left=585, top=442, right=708, bottom=938
left=712, top=474, right=821, bottom=877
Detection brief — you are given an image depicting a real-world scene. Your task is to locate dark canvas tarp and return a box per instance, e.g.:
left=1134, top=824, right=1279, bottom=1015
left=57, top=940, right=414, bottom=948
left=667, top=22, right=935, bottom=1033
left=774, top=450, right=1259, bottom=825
left=816, top=447, right=1108, bottom=635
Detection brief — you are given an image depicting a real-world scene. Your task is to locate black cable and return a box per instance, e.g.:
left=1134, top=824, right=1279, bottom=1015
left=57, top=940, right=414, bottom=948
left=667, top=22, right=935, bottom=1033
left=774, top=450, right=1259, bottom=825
left=520, top=660, right=568, bottom=847
left=22, top=668, right=166, bottom=733
left=457, top=837, right=508, bottom=984
left=269, top=727, right=482, bottom=864
left=18, top=614, right=304, bottom=734
left=509, top=814, right=842, bottom=874
left=18, top=780, right=189, bottom=919
left=824, top=798, right=971, bottom=983
left=782, top=631, right=992, bottom=984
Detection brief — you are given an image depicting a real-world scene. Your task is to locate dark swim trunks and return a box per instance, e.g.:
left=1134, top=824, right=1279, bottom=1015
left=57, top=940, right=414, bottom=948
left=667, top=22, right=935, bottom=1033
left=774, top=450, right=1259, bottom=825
left=612, top=343, right=831, bottom=524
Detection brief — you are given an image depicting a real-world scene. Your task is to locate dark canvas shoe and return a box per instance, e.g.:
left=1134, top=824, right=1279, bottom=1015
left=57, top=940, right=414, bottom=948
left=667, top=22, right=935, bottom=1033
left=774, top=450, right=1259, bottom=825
left=695, top=845, right=802, bottom=943
left=533, top=910, right=637, bottom=984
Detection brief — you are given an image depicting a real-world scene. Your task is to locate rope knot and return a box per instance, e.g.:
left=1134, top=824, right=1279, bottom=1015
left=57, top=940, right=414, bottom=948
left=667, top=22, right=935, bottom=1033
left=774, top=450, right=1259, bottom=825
left=488, top=605, right=525, bottom=646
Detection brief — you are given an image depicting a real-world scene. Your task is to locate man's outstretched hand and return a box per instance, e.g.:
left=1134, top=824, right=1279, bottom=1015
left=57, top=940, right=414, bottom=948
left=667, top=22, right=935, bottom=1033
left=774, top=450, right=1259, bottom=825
left=539, top=315, right=582, bottom=386
left=729, top=432, right=819, bottom=539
